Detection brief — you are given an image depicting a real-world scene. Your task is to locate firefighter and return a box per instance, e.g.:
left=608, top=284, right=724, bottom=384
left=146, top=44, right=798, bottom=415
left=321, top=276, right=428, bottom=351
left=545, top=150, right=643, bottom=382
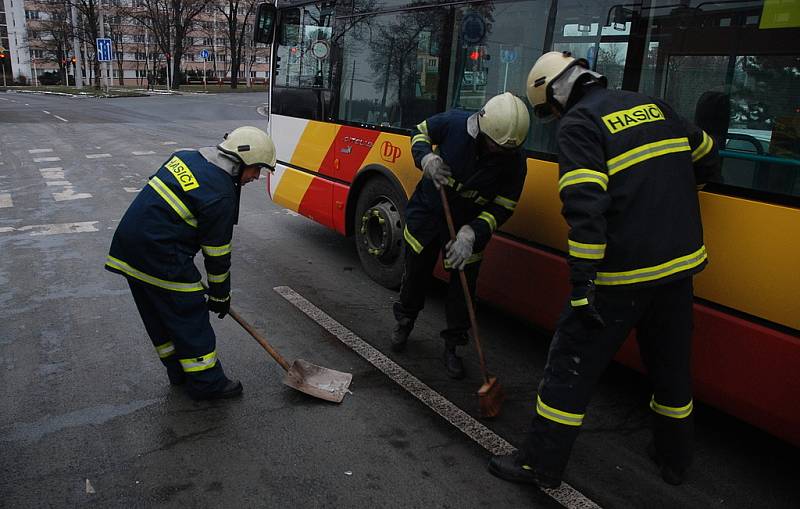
left=105, top=126, right=276, bottom=400
left=391, top=92, right=530, bottom=379
left=488, top=52, right=721, bottom=487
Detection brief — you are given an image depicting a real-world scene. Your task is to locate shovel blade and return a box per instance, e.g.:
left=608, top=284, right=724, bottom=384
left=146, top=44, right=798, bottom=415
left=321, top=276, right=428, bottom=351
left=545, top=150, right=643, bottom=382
left=282, top=358, right=353, bottom=403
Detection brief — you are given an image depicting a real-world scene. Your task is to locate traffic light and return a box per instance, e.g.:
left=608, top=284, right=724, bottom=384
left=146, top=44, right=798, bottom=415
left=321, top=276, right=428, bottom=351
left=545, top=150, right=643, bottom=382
left=71, top=56, right=76, bottom=64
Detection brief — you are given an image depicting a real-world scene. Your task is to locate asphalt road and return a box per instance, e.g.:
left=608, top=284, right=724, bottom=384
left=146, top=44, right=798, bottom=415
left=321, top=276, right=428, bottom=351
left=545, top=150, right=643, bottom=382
left=0, top=90, right=796, bottom=509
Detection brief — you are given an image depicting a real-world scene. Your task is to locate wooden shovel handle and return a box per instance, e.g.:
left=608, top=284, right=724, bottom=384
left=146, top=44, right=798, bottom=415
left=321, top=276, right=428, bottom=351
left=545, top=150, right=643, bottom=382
left=228, top=307, right=292, bottom=372
left=439, top=186, right=491, bottom=385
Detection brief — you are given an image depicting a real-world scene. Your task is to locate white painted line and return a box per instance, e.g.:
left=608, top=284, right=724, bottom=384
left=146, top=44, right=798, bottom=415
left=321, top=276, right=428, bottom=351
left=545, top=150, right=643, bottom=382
left=124, top=187, right=140, bottom=193
left=0, top=221, right=99, bottom=236
left=29, top=148, right=53, bottom=154
left=24, top=103, right=30, bottom=106
left=39, top=168, right=65, bottom=179
left=0, top=193, right=13, bottom=208
left=273, top=286, right=601, bottom=509
left=42, top=110, right=51, bottom=115
left=53, top=115, right=69, bottom=122
left=46, top=180, right=72, bottom=186
left=132, top=151, right=155, bottom=156
left=85, top=153, right=111, bottom=159
left=0, top=97, right=8, bottom=101
left=162, top=141, right=177, bottom=145
left=52, top=186, right=92, bottom=201
left=33, top=156, right=61, bottom=163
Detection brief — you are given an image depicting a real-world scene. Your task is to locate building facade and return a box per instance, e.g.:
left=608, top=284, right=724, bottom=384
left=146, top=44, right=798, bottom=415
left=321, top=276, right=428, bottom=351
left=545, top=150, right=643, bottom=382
left=5, top=0, right=270, bottom=87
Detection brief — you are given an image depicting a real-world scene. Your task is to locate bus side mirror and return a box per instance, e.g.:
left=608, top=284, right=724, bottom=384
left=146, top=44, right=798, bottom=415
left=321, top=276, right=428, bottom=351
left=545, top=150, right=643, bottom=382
left=253, top=3, right=277, bottom=44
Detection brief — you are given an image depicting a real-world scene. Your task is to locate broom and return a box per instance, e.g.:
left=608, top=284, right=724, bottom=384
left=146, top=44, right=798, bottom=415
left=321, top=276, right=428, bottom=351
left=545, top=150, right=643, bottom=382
left=439, top=186, right=505, bottom=418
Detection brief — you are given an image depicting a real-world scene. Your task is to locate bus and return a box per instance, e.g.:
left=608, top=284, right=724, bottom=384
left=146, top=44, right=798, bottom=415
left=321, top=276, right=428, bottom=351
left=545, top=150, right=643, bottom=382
left=253, top=0, right=800, bottom=446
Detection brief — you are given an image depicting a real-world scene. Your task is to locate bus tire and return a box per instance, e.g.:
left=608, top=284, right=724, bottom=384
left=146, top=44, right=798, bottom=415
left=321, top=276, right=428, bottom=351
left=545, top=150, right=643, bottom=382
left=354, top=177, right=407, bottom=289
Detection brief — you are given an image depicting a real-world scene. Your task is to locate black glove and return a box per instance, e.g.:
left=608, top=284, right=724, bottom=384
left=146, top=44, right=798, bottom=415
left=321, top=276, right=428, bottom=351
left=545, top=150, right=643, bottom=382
left=207, top=295, right=230, bottom=319
left=569, top=281, right=605, bottom=329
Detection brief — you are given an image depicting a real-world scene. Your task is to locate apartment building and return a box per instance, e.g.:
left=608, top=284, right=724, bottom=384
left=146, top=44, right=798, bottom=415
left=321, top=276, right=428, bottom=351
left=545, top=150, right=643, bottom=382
left=2, top=0, right=270, bottom=87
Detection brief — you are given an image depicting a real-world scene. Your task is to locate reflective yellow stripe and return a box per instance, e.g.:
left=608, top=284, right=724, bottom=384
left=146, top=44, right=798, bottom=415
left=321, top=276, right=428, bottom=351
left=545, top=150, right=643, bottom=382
left=568, top=239, right=606, bottom=260
left=460, top=190, right=479, bottom=198
left=478, top=211, right=497, bottom=232
left=558, top=169, right=608, bottom=192
left=475, top=196, right=488, bottom=206
left=105, top=255, right=204, bottom=292
left=536, top=395, right=584, bottom=426
left=596, top=245, right=707, bottom=286
left=148, top=176, right=198, bottom=228
left=650, top=396, right=693, bottom=419
left=155, top=341, right=175, bottom=359
left=201, top=243, right=232, bottom=257
left=416, top=121, right=429, bottom=136
left=207, top=271, right=229, bottom=284
left=179, top=351, right=218, bottom=373
left=570, top=298, right=589, bottom=307
left=403, top=226, right=423, bottom=254
left=411, top=134, right=431, bottom=146
left=691, top=131, right=714, bottom=162
left=606, top=137, right=691, bottom=176
left=493, top=195, right=517, bottom=211
left=443, top=252, right=483, bottom=269
left=208, top=294, right=230, bottom=303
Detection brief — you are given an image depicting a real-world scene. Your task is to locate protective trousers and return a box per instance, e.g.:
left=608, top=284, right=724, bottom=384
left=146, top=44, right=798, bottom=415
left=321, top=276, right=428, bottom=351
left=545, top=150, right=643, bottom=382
left=127, top=279, right=228, bottom=395
left=524, top=277, right=695, bottom=480
left=393, top=235, right=481, bottom=349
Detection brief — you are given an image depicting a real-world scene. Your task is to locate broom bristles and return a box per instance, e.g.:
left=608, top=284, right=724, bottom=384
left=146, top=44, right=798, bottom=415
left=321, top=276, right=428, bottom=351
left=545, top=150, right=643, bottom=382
left=478, top=376, right=505, bottom=418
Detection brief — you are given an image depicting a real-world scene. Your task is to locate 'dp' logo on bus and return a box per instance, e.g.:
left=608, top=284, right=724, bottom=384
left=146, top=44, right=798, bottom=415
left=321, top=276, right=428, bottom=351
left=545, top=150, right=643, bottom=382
left=380, top=141, right=402, bottom=163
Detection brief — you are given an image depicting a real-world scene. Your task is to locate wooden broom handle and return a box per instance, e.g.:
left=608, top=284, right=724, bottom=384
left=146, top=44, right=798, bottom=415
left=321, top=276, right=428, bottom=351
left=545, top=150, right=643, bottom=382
left=439, top=186, right=491, bottom=385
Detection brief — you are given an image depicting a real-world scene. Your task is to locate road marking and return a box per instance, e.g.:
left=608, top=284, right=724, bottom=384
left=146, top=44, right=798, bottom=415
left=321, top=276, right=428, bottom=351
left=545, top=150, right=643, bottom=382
left=0, top=221, right=99, bottom=236
left=162, top=141, right=177, bottom=145
left=124, top=187, right=140, bottom=193
left=132, top=151, right=155, bottom=156
left=42, top=110, right=51, bottom=115
left=40, top=168, right=65, bottom=179
left=29, top=149, right=53, bottom=154
left=0, top=98, right=8, bottom=101
left=86, top=153, right=111, bottom=159
left=53, top=188, right=92, bottom=201
left=0, top=193, right=12, bottom=208
left=34, top=157, right=61, bottom=163
left=274, top=286, right=601, bottom=509
left=53, top=115, right=68, bottom=122
left=46, top=180, right=72, bottom=186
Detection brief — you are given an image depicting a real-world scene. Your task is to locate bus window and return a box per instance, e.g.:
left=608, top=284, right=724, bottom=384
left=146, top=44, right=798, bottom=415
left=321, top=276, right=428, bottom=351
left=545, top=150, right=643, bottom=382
left=551, top=0, right=630, bottom=90
left=336, top=8, right=450, bottom=129
left=635, top=0, right=800, bottom=198
left=275, top=3, right=334, bottom=89
left=447, top=1, right=552, bottom=153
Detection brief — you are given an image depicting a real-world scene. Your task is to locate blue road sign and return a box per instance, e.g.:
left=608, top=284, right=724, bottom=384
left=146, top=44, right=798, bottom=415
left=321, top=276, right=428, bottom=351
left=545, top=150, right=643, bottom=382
left=200, top=49, right=209, bottom=59
left=96, top=38, right=113, bottom=62
left=500, top=48, right=518, bottom=64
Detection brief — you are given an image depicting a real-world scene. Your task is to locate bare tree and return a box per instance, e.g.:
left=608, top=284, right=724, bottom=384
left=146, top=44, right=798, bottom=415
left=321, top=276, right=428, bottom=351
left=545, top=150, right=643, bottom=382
left=213, top=0, right=257, bottom=88
left=129, top=0, right=209, bottom=89
left=33, top=3, right=74, bottom=85
left=70, top=0, right=104, bottom=88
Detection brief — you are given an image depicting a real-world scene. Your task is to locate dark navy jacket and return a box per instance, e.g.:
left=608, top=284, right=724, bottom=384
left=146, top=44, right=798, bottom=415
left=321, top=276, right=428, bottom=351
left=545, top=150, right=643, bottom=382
left=406, top=109, right=527, bottom=259
left=105, top=150, right=236, bottom=301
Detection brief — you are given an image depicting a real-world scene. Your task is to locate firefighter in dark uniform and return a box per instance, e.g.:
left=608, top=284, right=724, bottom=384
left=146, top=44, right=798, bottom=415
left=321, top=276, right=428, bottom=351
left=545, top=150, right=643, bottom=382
left=391, top=93, right=530, bottom=378
left=489, top=52, right=721, bottom=487
left=105, top=126, right=276, bottom=400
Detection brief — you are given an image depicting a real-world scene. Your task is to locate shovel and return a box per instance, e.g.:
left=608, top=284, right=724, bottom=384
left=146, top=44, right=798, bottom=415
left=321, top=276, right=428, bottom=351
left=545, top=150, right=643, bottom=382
left=227, top=305, right=353, bottom=403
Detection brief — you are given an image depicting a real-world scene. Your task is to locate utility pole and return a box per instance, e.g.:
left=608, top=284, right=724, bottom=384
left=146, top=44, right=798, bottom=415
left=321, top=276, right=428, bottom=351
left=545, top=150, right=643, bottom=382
left=69, top=1, right=83, bottom=89
left=98, top=0, right=110, bottom=92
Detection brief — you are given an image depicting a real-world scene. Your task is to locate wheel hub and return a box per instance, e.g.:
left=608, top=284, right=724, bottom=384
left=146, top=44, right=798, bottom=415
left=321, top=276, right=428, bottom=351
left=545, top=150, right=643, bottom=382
left=360, top=200, right=402, bottom=261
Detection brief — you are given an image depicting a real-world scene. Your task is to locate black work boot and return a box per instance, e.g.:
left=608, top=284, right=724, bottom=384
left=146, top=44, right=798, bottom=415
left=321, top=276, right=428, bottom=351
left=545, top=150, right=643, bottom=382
left=488, top=451, right=561, bottom=489
left=391, top=318, right=414, bottom=352
left=647, top=442, right=686, bottom=486
left=442, top=346, right=465, bottom=379
left=166, top=368, right=186, bottom=386
left=190, top=379, right=243, bottom=401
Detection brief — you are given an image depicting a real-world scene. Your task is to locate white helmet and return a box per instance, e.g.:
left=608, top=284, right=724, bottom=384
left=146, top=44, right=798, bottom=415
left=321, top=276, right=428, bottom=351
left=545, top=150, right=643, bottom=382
left=218, top=126, right=277, bottom=171
left=527, top=51, right=605, bottom=118
left=471, top=92, right=530, bottom=148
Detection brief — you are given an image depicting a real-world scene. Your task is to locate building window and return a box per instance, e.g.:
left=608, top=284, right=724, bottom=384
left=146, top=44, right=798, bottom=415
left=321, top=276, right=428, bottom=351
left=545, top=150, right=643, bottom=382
left=30, top=49, right=45, bottom=59
left=25, top=11, right=40, bottom=20
left=135, top=52, right=147, bottom=61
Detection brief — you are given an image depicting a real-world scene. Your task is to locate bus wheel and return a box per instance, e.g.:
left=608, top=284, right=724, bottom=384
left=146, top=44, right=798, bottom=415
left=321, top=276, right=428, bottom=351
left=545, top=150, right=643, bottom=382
left=354, top=177, right=406, bottom=289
